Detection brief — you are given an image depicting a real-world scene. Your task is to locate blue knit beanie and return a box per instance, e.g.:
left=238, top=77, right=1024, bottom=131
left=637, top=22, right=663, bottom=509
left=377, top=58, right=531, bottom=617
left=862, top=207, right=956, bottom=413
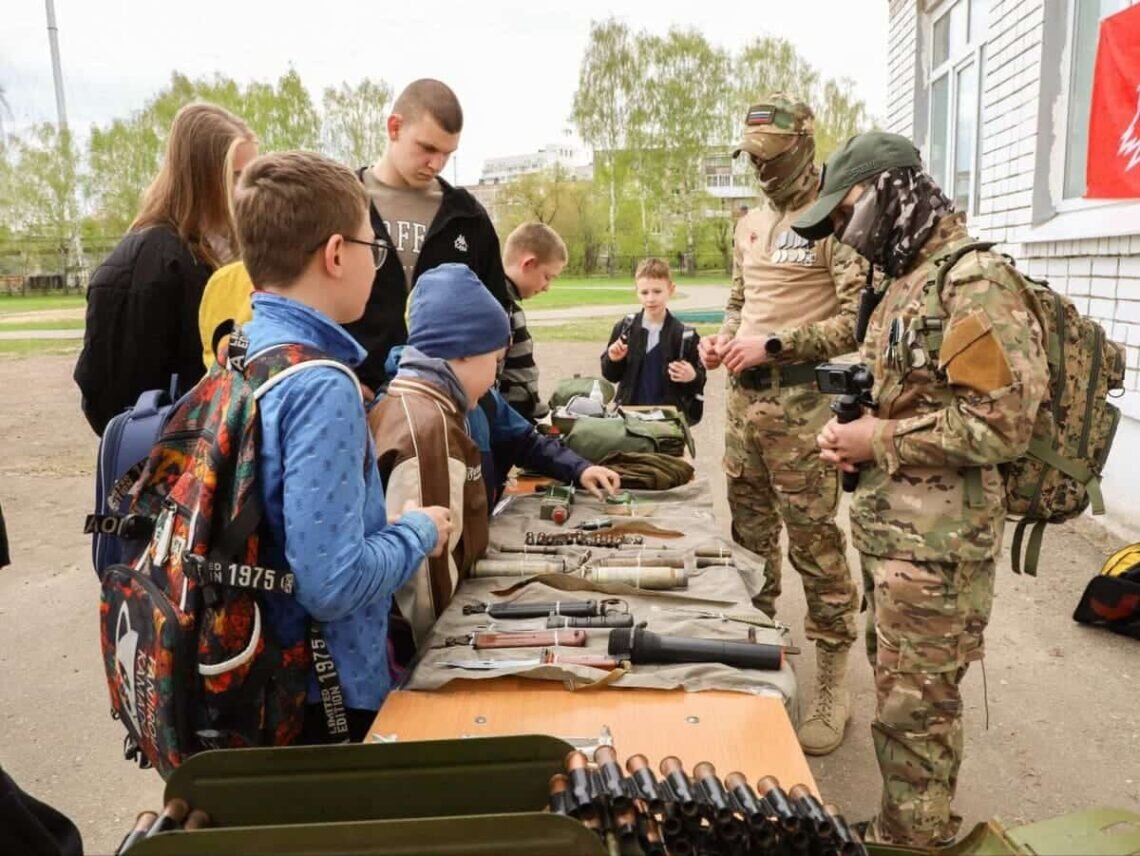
left=407, top=263, right=511, bottom=359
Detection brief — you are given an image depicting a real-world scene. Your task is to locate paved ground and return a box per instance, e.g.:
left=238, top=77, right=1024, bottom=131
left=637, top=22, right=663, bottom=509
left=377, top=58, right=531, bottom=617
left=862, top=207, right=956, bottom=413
left=0, top=346, right=1136, bottom=854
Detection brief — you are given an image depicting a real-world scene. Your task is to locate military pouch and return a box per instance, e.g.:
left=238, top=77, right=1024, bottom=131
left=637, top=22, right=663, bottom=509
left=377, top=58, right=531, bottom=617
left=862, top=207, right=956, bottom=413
left=564, top=409, right=694, bottom=463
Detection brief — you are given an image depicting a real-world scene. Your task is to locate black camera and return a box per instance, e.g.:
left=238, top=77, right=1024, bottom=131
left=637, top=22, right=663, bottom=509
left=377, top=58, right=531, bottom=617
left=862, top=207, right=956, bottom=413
left=815, top=362, right=873, bottom=396
left=815, top=362, right=875, bottom=492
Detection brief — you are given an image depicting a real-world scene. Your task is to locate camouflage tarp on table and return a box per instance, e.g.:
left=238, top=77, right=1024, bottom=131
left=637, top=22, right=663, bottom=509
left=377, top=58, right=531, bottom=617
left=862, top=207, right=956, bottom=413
left=404, top=479, right=798, bottom=718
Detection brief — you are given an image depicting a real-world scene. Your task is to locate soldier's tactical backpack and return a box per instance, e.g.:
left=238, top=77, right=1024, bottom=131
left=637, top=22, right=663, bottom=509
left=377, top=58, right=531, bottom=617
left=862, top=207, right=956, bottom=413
left=98, top=338, right=352, bottom=778
left=922, top=242, right=1126, bottom=575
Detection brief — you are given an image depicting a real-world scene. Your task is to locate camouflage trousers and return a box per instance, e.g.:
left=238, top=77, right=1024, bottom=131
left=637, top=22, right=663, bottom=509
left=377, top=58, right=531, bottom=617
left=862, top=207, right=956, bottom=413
left=723, top=378, right=857, bottom=650
left=861, top=554, right=996, bottom=848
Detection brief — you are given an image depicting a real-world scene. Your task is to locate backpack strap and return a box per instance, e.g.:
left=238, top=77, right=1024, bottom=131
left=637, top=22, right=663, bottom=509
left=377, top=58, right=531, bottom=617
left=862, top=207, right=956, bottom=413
left=916, top=240, right=996, bottom=360
left=237, top=343, right=359, bottom=742
left=1011, top=517, right=1049, bottom=577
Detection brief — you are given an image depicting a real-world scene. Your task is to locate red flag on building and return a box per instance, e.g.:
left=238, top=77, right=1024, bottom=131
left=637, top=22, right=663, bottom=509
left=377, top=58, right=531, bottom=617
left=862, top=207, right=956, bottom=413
left=1087, top=4, right=1140, bottom=198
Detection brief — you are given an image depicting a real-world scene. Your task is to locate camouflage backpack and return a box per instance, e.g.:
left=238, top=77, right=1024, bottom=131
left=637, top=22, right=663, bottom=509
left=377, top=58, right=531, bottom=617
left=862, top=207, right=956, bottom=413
left=99, top=337, right=353, bottom=778
left=921, top=242, right=1126, bottom=575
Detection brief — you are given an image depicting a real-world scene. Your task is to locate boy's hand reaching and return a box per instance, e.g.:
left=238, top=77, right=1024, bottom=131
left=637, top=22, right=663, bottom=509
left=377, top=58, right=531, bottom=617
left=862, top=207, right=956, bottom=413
left=607, top=339, right=629, bottom=362
left=667, top=360, right=697, bottom=383
left=579, top=467, right=621, bottom=499
left=392, top=500, right=453, bottom=557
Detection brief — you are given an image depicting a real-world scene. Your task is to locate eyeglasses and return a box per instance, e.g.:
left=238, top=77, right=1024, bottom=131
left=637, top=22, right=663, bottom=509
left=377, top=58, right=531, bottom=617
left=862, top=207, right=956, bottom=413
left=310, top=235, right=390, bottom=270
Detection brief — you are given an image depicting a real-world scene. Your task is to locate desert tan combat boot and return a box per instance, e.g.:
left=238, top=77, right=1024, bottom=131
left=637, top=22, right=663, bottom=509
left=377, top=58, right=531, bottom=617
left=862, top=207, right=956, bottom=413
left=797, top=646, right=851, bottom=755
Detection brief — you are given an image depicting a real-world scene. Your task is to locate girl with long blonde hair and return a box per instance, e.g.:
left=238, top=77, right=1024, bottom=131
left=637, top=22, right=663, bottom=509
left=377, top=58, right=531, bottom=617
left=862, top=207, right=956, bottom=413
left=76, top=102, right=257, bottom=435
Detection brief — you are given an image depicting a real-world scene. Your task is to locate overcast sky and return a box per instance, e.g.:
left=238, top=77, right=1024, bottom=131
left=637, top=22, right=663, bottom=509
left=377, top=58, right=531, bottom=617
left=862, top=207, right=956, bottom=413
left=1, top=0, right=888, bottom=185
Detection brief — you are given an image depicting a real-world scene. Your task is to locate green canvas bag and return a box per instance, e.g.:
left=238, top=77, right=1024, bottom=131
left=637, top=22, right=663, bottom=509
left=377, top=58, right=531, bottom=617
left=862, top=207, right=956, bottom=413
left=563, top=410, right=693, bottom=463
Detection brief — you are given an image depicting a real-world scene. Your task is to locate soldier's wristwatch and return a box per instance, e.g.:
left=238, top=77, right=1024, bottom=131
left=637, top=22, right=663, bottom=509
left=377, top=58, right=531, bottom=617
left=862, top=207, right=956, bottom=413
left=764, top=335, right=783, bottom=356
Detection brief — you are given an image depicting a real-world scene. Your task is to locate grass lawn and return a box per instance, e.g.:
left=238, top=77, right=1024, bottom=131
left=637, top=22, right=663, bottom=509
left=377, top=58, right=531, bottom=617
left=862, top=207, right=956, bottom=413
left=553, top=275, right=728, bottom=289
left=533, top=317, right=720, bottom=342
left=0, top=295, right=86, bottom=315
left=0, top=338, right=81, bottom=356
left=526, top=287, right=688, bottom=311
left=0, top=318, right=86, bottom=332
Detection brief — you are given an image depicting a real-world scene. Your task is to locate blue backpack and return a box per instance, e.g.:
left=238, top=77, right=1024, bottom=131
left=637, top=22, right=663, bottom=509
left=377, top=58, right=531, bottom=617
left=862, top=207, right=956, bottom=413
left=85, top=377, right=182, bottom=577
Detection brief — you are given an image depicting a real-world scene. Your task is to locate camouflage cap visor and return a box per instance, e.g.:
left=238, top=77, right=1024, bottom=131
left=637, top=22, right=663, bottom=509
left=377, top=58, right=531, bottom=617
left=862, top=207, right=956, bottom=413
left=732, top=130, right=797, bottom=161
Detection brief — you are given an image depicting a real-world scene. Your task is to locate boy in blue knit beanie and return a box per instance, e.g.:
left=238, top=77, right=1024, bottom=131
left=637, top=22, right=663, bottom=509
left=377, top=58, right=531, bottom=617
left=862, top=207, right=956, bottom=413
left=368, top=264, right=513, bottom=652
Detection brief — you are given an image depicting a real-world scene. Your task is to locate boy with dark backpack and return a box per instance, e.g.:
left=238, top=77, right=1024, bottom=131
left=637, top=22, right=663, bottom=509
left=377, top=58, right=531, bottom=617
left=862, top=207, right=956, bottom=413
left=99, top=152, right=451, bottom=775
left=601, top=258, right=706, bottom=426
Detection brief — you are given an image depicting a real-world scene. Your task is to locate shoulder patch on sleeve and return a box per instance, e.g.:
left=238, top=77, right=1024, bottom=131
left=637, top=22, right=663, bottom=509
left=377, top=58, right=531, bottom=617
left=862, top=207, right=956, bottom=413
left=939, top=308, right=1014, bottom=394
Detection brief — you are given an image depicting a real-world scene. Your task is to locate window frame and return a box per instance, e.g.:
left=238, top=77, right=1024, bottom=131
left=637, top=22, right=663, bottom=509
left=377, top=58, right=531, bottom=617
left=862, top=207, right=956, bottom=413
left=926, top=0, right=986, bottom=215
left=1060, top=0, right=1138, bottom=203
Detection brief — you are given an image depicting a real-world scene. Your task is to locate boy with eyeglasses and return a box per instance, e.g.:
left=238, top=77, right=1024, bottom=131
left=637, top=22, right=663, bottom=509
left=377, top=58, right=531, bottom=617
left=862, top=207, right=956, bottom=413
left=198, top=234, right=390, bottom=370
left=232, top=150, right=453, bottom=742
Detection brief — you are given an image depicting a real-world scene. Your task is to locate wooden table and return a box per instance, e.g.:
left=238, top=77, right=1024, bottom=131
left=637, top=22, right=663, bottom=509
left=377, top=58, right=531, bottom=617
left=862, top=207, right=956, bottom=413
left=370, top=678, right=817, bottom=795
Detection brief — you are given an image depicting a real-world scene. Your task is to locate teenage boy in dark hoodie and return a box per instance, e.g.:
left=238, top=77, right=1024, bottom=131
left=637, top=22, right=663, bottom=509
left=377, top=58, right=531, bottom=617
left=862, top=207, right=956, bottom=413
left=348, top=79, right=510, bottom=392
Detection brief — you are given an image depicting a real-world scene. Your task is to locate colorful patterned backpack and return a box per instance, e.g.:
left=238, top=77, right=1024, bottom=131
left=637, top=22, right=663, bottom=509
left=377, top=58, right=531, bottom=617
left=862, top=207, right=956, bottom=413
left=99, top=336, right=354, bottom=778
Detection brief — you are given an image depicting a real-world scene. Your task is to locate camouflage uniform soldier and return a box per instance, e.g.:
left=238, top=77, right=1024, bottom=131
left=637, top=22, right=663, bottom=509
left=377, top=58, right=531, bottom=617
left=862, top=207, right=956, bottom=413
left=793, top=132, right=1049, bottom=847
left=700, top=95, right=862, bottom=755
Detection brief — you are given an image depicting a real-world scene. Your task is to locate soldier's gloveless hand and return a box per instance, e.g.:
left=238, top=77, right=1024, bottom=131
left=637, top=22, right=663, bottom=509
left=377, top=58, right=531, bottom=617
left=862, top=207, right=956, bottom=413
left=817, top=414, right=878, bottom=473
left=699, top=333, right=731, bottom=369
left=722, top=336, right=770, bottom=373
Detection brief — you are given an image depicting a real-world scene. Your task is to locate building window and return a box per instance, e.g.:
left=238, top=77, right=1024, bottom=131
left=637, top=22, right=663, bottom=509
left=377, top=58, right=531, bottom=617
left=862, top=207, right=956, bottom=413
left=927, top=0, right=986, bottom=212
left=1063, top=0, right=1134, bottom=198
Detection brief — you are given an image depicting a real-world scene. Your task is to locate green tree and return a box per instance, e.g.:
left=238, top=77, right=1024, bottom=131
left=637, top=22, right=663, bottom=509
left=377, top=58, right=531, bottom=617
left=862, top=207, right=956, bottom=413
left=6, top=122, right=82, bottom=277
left=241, top=68, right=320, bottom=152
left=86, top=69, right=320, bottom=233
left=645, top=28, right=731, bottom=269
left=498, top=164, right=575, bottom=226
left=731, top=37, right=871, bottom=160
left=322, top=78, right=392, bottom=166
left=572, top=18, right=640, bottom=275
left=732, top=36, right=821, bottom=125
left=813, top=77, right=870, bottom=160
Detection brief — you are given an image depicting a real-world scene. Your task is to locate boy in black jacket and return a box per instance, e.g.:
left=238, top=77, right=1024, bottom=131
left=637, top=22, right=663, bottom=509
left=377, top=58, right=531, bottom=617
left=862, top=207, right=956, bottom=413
left=346, top=78, right=509, bottom=391
left=601, top=258, right=706, bottom=425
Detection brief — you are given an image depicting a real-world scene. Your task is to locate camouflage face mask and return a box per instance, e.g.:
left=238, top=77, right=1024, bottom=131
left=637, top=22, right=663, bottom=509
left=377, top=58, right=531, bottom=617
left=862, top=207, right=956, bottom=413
left=751, top=134, right=817, bottom=208
left=835, top=167, right=953, bottom=277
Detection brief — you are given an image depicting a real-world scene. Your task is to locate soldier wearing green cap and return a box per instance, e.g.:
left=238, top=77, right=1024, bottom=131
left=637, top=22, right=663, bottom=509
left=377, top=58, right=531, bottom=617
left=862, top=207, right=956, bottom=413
left=793, top=131, right=1049, bottom=847
left=700, top=95, right=864, bottom=756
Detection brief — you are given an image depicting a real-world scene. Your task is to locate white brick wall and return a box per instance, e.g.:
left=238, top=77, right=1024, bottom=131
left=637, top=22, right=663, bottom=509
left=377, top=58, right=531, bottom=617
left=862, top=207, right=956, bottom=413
left=887, top=0, right=1140, bottom=536
left=972, top=0, right=1046, bottom=241
left=886, top=0, right=918, bottom=137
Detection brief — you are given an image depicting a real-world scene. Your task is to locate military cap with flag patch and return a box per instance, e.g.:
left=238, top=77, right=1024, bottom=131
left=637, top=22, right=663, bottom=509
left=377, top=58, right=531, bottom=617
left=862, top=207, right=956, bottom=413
left=732, top=94, right=814, bottom=160
left=791, top=131, right=922, bottom=241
